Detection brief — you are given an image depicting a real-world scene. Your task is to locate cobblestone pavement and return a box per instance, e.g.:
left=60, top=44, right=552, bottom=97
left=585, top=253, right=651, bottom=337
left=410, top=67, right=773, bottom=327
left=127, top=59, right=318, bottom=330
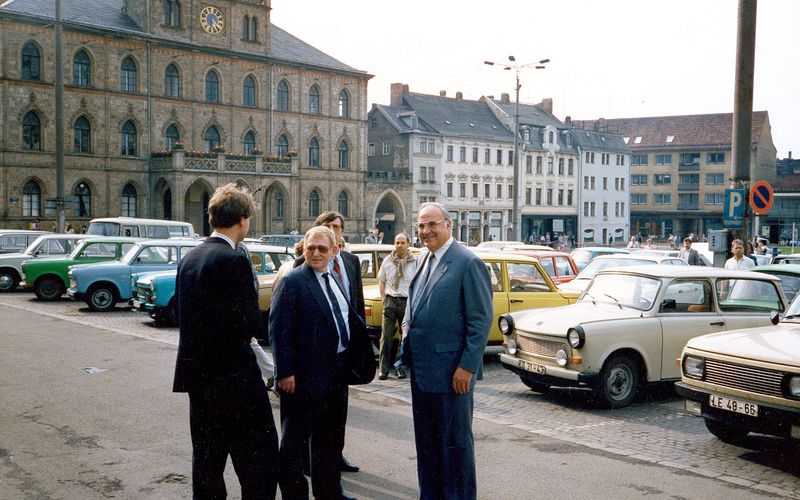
left=2, top=292, right=798, bottom=498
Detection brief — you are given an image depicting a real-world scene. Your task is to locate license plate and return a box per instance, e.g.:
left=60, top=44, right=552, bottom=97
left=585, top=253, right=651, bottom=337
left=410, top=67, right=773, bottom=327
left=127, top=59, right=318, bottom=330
left=709, top=394, right=758, bottom=417
left=518, top=359, right=546, bottom=375
left=131, top=300, right=144, bottom=309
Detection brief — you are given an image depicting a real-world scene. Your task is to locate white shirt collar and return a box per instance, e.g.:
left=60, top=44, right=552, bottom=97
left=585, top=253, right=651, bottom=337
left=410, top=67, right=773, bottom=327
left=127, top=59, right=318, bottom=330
left=211, top=231, right=235, bottom=249
left=430, top=236, right=455, bottom=261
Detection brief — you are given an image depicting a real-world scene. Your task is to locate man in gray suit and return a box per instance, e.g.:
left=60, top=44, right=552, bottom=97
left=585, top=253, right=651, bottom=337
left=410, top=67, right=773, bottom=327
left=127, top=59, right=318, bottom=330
left=402, top=202, right=493, bottom=500
left=678, top=237, right=704, bottom=265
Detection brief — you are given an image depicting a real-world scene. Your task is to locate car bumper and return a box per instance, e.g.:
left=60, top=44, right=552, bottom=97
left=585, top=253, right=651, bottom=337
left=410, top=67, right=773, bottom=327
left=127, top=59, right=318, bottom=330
left=675, top=382, right=800, bottom=440
left=499, top=352, right=599, bottom=387
left=67, top=287, right=85, bottom=301
left=18, top=280, right=32, bottom=289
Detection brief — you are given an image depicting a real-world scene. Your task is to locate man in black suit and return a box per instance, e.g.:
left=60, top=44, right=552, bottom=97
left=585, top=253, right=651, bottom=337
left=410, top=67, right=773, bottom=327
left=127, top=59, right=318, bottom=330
left=173, top=183, right=278, bottom=499
left=293, top=211, right=363, bottom=474
left=271, top=226, right=362, bottom=500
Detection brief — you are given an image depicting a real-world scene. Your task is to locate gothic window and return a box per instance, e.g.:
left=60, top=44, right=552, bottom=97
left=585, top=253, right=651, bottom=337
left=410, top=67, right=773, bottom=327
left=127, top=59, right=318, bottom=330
left=21, top=42, right=40, bottom=81
left=277, top=80, right=289, bottom=111
left=73, top=116, right=91, bottom=153
left=121, top=120, right=137, bottom=156
left=274, top=191, right=284, bottom=218
left=205, top=69, right=220, bottom=103
left=22, top=111, right=41, bottom=150
left=308, top=84, right=320, bottom=114
left=120, top=57, right=137, bottom=92
left=309, top=137, right=320, bottom=167
left=164, top=64, right=180, bottom=97
left=251, top=17, right=258, bottom=40
left=204, top=126, right=221, bottom=151
left=308, top=189, right=320, bottom=218
left=163, top=0, right=181, bottom=27
left=121, top=183, right=137, bottom=217
left=243, top=131, right=256, bottom=155
left=276, top=134, right=289, bottom=156
left=73, top=49, right=90, bottom=86
left=243, top=75, right=256, bottom=107
left=338, top=140, right=349, bottom=169
left=338, top=191, right=349, bottom=217
left=242, top=15, right=250, bottom=40
left=338, top=89, right=349, bottom=118
left=22, top=180, right=41, bottom=217
left=165, top=124, right=180, bottom=149
left=74, top=182, right=91, bottom=217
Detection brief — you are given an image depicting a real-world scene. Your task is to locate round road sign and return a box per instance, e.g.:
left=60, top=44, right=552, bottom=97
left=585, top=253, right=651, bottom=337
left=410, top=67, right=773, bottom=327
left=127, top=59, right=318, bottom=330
left=749, top=180, right=774, bottom=215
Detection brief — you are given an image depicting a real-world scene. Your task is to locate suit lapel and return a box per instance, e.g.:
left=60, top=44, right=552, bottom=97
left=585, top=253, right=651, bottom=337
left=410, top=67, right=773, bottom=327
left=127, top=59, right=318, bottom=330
left=410, top=245, right=455, bottom=319
left=302, top=264, right=337, bottom=333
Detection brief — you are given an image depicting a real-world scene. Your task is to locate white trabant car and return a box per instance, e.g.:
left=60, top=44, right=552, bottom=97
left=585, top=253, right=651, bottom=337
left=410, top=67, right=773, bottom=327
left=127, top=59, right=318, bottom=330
left=499, top=266, right=787, bottom=408
left=676, top=294, right=800, bottom=443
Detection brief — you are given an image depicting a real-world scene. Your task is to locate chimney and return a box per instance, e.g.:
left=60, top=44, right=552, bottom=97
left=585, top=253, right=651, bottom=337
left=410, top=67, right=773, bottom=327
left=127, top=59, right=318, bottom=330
left=565, top=116, right=572, bottom=127
left=501, top=93, right=510, bottom=104
left=598, top=117, right=607, bottom=132
left=439, top=90, right=446, bottom=97
left=456, top=91, right=463, bottom=102
left=390, top=83, right=407, bottom=107
left=487, top=95, right=494, bottom=99
left=789, top=151, right=793, bottom=159
left=540, top=98, right=553, bottom=114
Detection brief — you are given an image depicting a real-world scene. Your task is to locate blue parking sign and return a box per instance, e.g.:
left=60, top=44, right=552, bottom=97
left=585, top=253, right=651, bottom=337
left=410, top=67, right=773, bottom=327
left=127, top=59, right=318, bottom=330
left=723, top=189, right=745, bottom=228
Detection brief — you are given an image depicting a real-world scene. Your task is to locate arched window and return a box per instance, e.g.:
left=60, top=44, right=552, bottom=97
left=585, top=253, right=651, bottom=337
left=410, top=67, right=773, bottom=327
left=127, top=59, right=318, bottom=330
left=338, top=140, right=349, bottom=169
left=205, top=70, right=220, bottom=103
left=276, top=134, right=289, bottom=157
left=22, top=180, right=41, bottom=217
left=308, top=137, right=320, bottom=167
left=308, top=189, right=320, bottom=218
left=274, top=191, right=284, bottom=218
left=164, top=63, right=180, bottom=97
left=121, top=120, right=137, bottom=156
left=338, top=90, right=349, bottom=118
left=243, top=75, right=256, bottom=107
left=165, top=124, right=180, bottom=149
left=21, top=42, right=40, bottom=81
left=74, top=116, right=91, bottom=153
left=74, top=182, right=91, bottom=217
left=163, top=0, right=180, bottom=26
left=120, top=57, right=137, bottom=92
left=338, top=191, right=349, bottom=217
left=22, top=111, right=41, bottom=150
left=277, top=80, right=289, bottom=111
left=251, top=17, right=258, bottom=40
left=73, top=49, right=90, bottom=87
left=308, top=84, right=320, bottom=114
left=204, top=126, right=221, bottom=151
left=242, top=15, right=250, bottom=40
left=121, top=183, right=137, bottom=217
left=243, top=131, right=256, bottom=155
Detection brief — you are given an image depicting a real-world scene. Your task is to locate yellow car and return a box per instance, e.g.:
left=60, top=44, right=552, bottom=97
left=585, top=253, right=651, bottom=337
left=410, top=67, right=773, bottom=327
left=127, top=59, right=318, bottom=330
left=363, top=249, right=579, bottom=346
left=346, top=243, right=422, bottom=285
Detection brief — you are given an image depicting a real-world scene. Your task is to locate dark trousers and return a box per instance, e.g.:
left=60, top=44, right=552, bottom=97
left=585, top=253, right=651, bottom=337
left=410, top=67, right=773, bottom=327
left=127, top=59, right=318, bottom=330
left=410, top=379, right=477, bottom=500
left=278, top=369, right=348, bottom=499
left=379, top=295, right=407, bottom=374
left=188, top=378, right=278, bottom=500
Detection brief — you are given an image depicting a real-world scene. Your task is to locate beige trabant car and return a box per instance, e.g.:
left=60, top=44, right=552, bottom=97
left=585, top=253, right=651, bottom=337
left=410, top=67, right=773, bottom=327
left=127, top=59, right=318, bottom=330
left=499, top=266, right=787, bottom=408
left=363, top=249, right=580, bottom=347
left=346, top=243, right=421, bottom=286
left=676, top=295, right=800, bottom=443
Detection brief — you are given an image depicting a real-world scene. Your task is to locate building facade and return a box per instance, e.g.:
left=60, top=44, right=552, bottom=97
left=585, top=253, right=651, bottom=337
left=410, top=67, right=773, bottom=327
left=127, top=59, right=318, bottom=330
left=0, top=0, right=371, bottom=237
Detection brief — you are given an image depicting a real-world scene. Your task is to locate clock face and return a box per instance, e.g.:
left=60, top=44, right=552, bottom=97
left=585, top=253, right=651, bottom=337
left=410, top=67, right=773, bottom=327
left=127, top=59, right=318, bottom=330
left=200, top=6, right=224, bottom=34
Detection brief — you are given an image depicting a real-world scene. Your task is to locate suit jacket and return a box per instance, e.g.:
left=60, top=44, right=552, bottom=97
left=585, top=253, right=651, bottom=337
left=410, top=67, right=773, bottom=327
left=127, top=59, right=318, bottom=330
left=403, top=241, right=493, bottom=393
left=679, top=248, right=703, bottom=266
left=173, top=237, right=264, bottom=393
left=270, top=263, right=368, bottom=396
left=294, top=250, right=365, bottom=320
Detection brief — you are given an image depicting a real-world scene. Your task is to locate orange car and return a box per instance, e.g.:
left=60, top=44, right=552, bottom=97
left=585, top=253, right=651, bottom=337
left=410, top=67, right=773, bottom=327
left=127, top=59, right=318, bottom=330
left=506, top=249, right=578, bottom=285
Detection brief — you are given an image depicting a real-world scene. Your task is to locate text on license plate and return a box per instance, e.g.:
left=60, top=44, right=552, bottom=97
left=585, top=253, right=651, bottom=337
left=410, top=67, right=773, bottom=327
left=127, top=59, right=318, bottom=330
left=518, top=359, right=546, bottom=375
left=708, top=395, right=758, bottom=417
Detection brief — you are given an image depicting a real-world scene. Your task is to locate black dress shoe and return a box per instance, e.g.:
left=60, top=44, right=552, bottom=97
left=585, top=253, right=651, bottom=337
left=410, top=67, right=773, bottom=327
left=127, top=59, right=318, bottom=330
left=378, top=372, right=388, bottom=380
left=339, top=456, right=360, bottom=472
left=337, top=494, right=356, bottom=500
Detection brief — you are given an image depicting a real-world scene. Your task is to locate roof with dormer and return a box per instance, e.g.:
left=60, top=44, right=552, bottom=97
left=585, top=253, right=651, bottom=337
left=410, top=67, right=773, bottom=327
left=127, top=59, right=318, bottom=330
left=370, top=105, right=440, bottom=135
left=571, top=128, right=631, bottom=154
left=399, top=92, right=513, bottom=142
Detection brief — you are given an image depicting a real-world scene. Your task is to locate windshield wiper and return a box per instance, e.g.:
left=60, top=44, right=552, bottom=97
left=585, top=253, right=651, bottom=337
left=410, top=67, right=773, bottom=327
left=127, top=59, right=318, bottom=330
left=782, top=314, right=800, bottom=319
left=604, top=293, right=623, bottom=309
left=583, top=291, right=597, bottom=305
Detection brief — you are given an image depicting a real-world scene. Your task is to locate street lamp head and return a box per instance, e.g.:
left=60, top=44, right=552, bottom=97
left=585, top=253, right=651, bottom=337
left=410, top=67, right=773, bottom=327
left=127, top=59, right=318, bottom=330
left=539, top=58, right=550, bottom=64
left=508, top=55, right=516, bottom=62
left=535, top=65, right=546, bottom=69
left=484, top=61, right=494, bottom=66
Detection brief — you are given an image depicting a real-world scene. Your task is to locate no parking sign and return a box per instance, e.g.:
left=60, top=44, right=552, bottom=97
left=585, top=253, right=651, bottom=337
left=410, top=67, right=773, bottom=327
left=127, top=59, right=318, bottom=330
left=749, top=181, right=774, bottom=215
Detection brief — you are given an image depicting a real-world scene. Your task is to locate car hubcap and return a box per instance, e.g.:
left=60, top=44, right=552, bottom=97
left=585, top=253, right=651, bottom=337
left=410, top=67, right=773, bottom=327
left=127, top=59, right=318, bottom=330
left=41, top=280, right=58, bottom=297
left=607, top=366, right=632, bottom=400
left=0, top=274, right=11, bottom=289
left=93, top=290, right=112, bottom=307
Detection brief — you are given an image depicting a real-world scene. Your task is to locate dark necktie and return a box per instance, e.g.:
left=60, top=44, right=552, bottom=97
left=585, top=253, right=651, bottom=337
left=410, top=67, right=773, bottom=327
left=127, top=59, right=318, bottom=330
left=323, top=273, right=349, bottom=348
left=332, top=257, right=344, bottom=285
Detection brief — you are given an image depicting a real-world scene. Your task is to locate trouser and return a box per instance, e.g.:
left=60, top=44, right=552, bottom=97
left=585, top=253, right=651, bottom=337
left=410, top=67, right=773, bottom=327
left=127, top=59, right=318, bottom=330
left=379, top=295, right=407, bottom=374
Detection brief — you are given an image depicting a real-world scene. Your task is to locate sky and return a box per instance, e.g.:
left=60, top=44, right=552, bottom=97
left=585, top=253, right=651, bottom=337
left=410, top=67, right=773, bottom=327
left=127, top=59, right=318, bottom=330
left=271, top=0, right=800, bottom=159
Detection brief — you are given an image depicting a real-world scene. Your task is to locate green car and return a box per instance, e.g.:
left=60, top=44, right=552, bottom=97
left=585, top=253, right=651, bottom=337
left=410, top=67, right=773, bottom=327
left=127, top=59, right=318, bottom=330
left=21, top=236, right=141, bottom=301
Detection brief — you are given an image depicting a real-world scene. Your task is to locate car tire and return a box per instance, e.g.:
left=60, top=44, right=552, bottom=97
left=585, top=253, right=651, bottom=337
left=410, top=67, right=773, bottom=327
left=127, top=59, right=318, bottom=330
left=87, top=285, right=117, bottom=312
left=521, top=378, right=550, bottom=393
left=0, top=269, right=19, bottom=292
left=35, top=276, right=64, bottom=301
left=704, top=418, right=749, bottom=444
left=164, top=298, right=178, bottom=327
left=595, top=354, right=640, bottom=408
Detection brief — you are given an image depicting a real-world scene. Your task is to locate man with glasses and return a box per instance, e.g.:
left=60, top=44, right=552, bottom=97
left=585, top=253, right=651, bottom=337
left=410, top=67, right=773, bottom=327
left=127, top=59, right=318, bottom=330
left=271, top=226, right=362, bottom=500
left=402, top=202, right=493, bottom=499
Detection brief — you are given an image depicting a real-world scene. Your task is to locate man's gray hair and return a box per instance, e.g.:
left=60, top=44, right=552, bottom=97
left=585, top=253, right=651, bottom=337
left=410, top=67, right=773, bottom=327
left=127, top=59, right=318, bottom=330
left=418, top=201, right=451, bottom=221
left=304, top=225, right=336, bottom=248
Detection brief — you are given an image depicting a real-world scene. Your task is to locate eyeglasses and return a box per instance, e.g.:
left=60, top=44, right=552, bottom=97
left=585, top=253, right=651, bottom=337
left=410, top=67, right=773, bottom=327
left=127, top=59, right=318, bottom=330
left=417, top=220, right=445, bottom=231
left=306, top=245, right=330, bottom=254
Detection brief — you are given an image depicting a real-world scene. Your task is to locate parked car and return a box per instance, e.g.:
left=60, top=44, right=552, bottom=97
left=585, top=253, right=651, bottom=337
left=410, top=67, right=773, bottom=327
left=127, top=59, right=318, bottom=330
left=506, top=249, right=579, bottom=285
left=0, top=234, right=87, bottom=291
left=131, top=243, right=293, bottom=327
left=675, top=294, right=800, bottom=443
left=259, top=234, right=304, bottom=248
left=771, top=253, right=800, bottom=265
left=0, top=229, right=47, bottom=254
left=499, top=266, right=787, bottom=408
left=750, top=264, right=800, bottom=303
left=86, top=217, right=194, bottom=239
left=558, top=253, right=688, bottom=295
left=570, top=246, right=629, bottom=270
left=363, top=249, right=580, bottom=347
left=347, top=243, right=421, bottom=285
left=68, top=239, right=200, bottom=311
left=20, top=237, right=142, bottom=301
left=476, top=240, right=525, bottom=250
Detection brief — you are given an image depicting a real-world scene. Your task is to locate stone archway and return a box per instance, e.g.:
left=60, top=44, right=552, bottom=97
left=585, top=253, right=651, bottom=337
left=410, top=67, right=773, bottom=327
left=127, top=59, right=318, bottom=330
left=184, top=178, right=214, bottom=236
left=263, top=182, right=289, bottom=235
left=153, top=178, right=172, bottom=220
left=374, top=192, right=405, bottom=243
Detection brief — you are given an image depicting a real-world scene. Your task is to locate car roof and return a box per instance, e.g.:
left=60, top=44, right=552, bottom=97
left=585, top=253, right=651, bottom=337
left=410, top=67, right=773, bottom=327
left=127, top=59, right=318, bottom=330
left=346, top=243, right=396, bottom=251
left=573, top=246, right=629, bottom=253
left=244, top=242, right=294, bottom=253
left=592, top=253, right=673, bottom=261
left=81, top=236, right=144, bottom=244
left=0, top=229, right=47, bottom=234
left=596, top=264, right=782, bottom=281
left=752, top=264, right=800, bottom=274
left=506, top=249, right=571, bottom=258
left=470, top=248, right=540, bottom=263
left=135, top=238, right=200, bottom=246
left=33, top=233, right=89, bottom=240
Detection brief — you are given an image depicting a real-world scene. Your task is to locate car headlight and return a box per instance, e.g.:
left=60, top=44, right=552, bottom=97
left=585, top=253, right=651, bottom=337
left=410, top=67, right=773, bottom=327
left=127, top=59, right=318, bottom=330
left=498, top=314, right=514, bottom=336
left=787, top=375, right=800, bottom=398
left=682, top=356, right=705, bottom=379
left=555, top=349, right=568, bottom=367
left=567, top=326, right=585, bottom=349
left=506, top=338, right=517, bottom=355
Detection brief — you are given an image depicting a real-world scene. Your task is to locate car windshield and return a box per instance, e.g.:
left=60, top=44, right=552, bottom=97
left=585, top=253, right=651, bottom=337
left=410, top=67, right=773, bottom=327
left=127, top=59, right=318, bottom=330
left=581, top=274, right=661, bottom=310
left=22, top=236, right=45, bottom=255
left=122, top=244, right=144, bottom=264
left=69, top=242, right=88, bottom=259
left=576, top=258, right=657, bottom=280
left=783, top=292, right=800, bottom=320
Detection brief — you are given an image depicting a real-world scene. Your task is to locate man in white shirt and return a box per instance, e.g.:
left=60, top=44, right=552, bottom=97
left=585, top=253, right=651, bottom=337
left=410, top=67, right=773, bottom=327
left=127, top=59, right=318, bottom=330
left=376, top=233, right=416, bottom=379
left=725, top=238, right=755, bottom=270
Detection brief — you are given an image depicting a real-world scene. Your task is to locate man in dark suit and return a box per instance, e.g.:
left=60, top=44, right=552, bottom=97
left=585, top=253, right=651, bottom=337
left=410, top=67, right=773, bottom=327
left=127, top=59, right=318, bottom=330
left=402, top=202, right=493, bottom=500
left=173, top=183, right=278, bottom=499
left=678, top=237, right=704, bottom=265
left=271, top=226, right=362, bottom=500
left=293, top=211, right=363, bottom=474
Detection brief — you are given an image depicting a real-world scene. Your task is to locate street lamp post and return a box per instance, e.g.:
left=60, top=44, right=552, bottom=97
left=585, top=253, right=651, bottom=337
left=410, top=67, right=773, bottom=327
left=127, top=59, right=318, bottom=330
left=485, top=57, right=549, bottom=242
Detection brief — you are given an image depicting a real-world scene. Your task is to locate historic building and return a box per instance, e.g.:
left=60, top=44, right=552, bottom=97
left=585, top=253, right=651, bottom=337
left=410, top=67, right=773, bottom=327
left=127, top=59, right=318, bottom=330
left=0, top=0, right=371, bottom=237
left=574, top=112, right=776, bottom=240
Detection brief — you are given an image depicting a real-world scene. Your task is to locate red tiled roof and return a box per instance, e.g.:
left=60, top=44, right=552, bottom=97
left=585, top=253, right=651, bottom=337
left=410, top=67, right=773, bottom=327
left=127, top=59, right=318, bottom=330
left=573, top=112, right=768, bottom=150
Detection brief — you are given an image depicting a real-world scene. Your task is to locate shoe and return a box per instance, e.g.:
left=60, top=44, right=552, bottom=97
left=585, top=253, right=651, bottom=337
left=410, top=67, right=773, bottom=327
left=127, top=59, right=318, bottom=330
left=395, top=369, right=407, bottom=379
left=378, top=372, right=388, bottom=381
left=339, top=456, right=360, bottom=472
left=337, top=494, right=356, bottom=500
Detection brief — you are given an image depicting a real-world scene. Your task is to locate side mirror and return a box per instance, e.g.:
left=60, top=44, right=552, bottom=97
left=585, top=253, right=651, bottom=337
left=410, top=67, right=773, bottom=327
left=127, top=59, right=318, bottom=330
left=770, top=310, right=781, bottom=325
left=660, top=298, right=677, bottom=312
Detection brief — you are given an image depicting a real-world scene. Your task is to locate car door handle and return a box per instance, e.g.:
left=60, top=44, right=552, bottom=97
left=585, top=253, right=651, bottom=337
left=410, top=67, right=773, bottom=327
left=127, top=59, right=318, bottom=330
left=710, top=321, right=725, bottom=326
left=510, top=299, right=524, bottom=303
